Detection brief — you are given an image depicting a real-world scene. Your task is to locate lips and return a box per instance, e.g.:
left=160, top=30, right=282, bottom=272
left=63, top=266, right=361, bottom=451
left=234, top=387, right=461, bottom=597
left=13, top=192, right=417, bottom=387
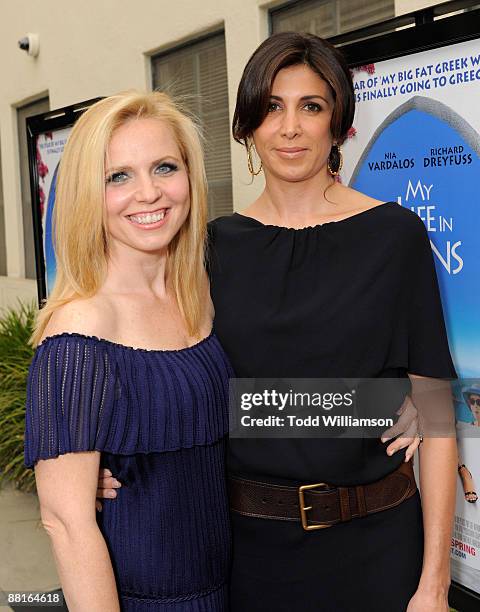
left=276, top=148, right=307, bottom=153
left=275, top=147, right=308, bottom=159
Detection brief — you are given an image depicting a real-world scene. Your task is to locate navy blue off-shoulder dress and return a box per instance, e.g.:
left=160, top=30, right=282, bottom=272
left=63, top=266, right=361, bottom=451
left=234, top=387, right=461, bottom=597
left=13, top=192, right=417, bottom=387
left=24, top=331, right=232, bottom=611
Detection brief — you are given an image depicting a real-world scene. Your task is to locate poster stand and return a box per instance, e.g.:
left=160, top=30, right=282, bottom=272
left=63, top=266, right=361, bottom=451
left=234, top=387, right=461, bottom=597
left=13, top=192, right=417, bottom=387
left=26, top=98, right=101, bottom=305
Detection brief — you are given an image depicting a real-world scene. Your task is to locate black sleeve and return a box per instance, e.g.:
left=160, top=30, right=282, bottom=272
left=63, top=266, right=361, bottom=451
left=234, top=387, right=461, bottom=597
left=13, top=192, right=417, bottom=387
left=407, top=215, right=457, bottom=378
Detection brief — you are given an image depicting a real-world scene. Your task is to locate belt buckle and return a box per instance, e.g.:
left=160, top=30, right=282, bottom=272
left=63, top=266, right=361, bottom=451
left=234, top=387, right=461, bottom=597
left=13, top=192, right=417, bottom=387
left=298, top=482, right=332, bottom=531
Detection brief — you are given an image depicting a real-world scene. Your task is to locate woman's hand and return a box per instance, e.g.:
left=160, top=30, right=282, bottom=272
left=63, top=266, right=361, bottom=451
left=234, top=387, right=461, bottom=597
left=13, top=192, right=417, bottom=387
left=381, top=394, right=421, bottom=461
left=95, top=469, right=122, bottom=512
left=406, top=584, right=450, bottom=611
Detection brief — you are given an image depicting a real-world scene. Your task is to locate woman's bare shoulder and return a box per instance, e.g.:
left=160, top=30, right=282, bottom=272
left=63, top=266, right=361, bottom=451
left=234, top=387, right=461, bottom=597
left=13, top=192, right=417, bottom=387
left=41, top=295, right=118, bottom=344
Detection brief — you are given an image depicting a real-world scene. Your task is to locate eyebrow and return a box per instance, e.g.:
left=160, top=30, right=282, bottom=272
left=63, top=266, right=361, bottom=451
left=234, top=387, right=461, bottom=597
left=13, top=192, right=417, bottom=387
left=270, top=94, right=330, bottom=104
left=105, top=156, right=181, bottom=174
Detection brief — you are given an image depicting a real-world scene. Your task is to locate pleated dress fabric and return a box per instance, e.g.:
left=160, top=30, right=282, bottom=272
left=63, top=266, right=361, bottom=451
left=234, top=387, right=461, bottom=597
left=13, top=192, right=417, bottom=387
left=24, top=332, right=232, bottom=611
left=208, top=202, right=457, bottom=612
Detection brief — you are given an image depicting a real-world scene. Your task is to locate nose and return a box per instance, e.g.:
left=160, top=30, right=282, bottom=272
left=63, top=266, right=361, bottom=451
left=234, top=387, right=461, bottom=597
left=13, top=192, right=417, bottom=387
left=280, top=108, right=302, bottom=139
left=134, top=173, right=161, bottom=204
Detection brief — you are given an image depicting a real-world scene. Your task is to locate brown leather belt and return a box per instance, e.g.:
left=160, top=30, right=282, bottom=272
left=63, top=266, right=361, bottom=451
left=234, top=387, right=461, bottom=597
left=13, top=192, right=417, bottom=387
left=228, top=461, right=417, bottom=531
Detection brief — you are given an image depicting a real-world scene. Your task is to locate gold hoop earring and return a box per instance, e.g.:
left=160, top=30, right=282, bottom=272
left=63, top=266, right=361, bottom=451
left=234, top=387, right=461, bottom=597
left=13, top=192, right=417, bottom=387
left=327, top=143, right=343, bottom=176
left=247, top=141, right=263, bottom=176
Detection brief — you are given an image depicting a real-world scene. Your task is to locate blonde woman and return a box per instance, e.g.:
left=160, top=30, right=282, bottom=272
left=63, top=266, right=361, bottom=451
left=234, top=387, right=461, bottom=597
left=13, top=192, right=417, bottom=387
left=24, top=91, right=232, bottom=611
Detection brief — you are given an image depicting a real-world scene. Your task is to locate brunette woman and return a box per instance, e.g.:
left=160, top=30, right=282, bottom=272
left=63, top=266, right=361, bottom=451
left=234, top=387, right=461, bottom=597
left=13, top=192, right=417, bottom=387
left=210, top=33, right=457, bottom=612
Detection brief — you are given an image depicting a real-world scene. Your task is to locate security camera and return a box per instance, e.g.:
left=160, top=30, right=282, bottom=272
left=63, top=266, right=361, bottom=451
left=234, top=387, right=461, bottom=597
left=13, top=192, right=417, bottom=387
left=18, top=33, right=40, bottom=57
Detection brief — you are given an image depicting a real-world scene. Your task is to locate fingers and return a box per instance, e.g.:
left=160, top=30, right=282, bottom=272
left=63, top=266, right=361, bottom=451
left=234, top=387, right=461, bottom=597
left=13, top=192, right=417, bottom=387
left=386, top=435, right=414, bottom=456
left=99, top=477, right=121, bottom=489
left=383, top=413, right=419, bottom=457
left=384, top=418, right=420, bottom=458
left=381, top=398, right=417, bottom=443
left=404, top=436, right=421, bottom=462
left=400, top=414, right=418, bottom=442
left=100, top=468, right=112, bottom=477
left=96, top=487, right=118, bottom=499
left=96, top=477, right=121, bottom=500
left=95, top=501, right=103, bottom=512
left=381, top=414, right=414, bottom=443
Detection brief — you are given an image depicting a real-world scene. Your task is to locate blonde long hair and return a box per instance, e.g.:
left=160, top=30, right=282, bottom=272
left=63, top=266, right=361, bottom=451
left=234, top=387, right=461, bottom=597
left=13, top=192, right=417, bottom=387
left=31, top=91, right=208, bottom=346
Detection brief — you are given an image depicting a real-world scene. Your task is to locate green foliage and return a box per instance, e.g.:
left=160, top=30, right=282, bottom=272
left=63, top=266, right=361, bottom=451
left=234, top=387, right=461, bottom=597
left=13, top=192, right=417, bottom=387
left=0, top=301, right=36, bottom=492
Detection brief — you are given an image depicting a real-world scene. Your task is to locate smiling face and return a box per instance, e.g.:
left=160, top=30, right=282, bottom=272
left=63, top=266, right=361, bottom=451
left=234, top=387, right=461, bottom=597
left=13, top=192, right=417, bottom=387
left=104, top=117, right=190, bottom=257
left=252, top=64, right=335, bottom=183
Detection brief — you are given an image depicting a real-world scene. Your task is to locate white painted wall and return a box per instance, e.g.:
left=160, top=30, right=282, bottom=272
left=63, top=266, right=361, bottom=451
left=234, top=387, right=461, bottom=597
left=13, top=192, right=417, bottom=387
left=395, top=0, right=451, bottom=15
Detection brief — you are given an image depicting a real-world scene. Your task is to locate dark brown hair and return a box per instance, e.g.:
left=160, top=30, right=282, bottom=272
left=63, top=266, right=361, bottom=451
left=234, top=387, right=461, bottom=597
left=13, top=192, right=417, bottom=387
left=232, top=32, right=355, bottom=146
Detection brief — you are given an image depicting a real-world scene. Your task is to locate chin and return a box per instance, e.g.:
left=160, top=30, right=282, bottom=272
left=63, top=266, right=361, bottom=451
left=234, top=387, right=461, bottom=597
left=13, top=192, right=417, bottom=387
left=136, top=240, right=171, bottom=254
left=277, top=169, right=310, bottom=182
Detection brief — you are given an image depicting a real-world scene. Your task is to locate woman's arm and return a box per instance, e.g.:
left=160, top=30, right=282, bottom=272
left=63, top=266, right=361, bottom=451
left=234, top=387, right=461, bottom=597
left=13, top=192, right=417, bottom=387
left=95, top=389, right=421, bottom=509
left=407, top=375, right=457, bottom=612
left=35, top=451, right=120, bottom=612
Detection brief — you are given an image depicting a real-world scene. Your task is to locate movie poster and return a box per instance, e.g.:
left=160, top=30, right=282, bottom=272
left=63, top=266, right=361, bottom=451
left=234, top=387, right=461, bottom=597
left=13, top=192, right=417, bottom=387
left=342, top=38, right=480, bottom=595
left=35, top=127, right=71, bottom=295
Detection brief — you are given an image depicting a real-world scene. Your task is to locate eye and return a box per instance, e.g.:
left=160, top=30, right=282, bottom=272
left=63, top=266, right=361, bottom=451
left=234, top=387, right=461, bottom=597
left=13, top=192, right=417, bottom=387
left=105, top=171, right=129, bottom=184
left=267, top=101, right=282, bottom=112
left=303, top=102, right=322, bottom=112
left=154, top=162, right=178, bottom=175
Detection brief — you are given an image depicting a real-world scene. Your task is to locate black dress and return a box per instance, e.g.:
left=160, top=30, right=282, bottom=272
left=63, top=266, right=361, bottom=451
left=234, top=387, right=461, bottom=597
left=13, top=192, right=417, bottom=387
left=208, top=202, right=456, bottom=612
